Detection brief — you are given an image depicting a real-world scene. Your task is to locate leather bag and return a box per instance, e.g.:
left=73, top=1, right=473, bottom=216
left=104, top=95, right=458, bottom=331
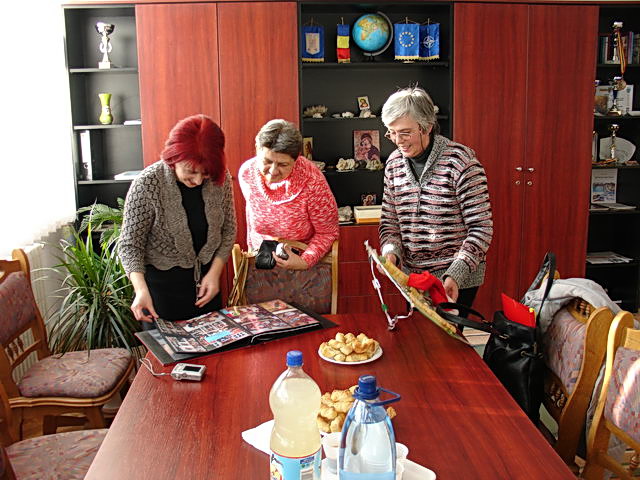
left=437, top=252, right=556, bottom=424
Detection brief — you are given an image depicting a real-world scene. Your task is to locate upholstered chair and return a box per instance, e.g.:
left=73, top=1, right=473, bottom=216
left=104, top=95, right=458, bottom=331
left=582, top=310, right=639, bottom=480
left=541, top=298, right=616, bottom=470
left=229, top=239, right=339, bottom=314
left=0, top=249, right=134, bottom=438
left=0, top=378, right=106, bottom=480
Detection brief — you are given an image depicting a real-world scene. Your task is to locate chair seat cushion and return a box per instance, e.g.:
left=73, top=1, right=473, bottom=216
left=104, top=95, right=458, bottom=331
left=542, top=307, right=586, bottom=395
left=18, top=348, right=131, bottom=398
left=7, top=428, right=107, bottom=480
left=605, top=346, right=640, bottom=446
left=245, top=263, right=332, bottom=314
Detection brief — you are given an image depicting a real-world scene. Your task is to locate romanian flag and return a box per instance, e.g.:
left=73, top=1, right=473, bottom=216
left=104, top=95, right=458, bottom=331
left=337, top=23, right=350, bottom=63
left=394, top=23, right=419, bottom=61
left=302, top=25, right=324, bottom=63
left=419, top=23, right=440, bottom=61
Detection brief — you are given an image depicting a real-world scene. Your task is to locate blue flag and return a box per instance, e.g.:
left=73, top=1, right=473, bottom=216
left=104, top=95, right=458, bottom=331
left=419, top=23, right=440, bottom=61
left=302, top=25, right=324, bottom=63
left=394, top=23, right=420, bottom=61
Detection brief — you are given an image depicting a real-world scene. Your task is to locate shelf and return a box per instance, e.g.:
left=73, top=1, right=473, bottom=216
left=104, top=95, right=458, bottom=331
left=596, top=64, right=640, bottom=68
left=73, top=124, right=141, bottom=130
left=77, top=179, right=134, bottom=185
left=304, top=115, right=449, bottom=123
left=586, top=261, right=639, bottom=269
left=589, top=209, right=640, bottom=215
left=592, top=164, right=640, bottom=169
left=302, top=61, right=449, bottom=69
left=594, top=115, right=640, bottom=121
left=69, top=67, right=138, bottom=74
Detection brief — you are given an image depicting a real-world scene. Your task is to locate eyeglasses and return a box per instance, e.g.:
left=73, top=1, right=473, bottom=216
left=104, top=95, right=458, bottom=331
left=384, top=129, right=420, bottom=143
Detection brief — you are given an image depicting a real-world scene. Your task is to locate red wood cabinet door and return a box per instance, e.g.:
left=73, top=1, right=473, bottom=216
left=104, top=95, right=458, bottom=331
left=453, top=3, right=529, bottom=316
left=136, top=4, right=221, bottom=166
left=218, top=2, right=299, bottom=248
left=522, top=5, right=597, bottom=284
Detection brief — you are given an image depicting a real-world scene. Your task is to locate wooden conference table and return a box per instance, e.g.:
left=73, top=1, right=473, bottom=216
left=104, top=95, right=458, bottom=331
left=85, top=312, right=575, bottom=479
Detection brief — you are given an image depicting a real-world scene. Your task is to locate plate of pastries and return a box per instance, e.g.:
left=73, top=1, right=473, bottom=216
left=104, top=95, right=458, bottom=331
left=317, top=385, right=397, bottom=434
left=318, top=332, right=381, bottom=365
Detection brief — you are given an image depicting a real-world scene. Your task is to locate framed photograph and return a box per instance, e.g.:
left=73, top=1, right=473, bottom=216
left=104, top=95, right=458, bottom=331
left=303, top=137, right=313, bottom=160
left=354, top=130, right=380, bottom=162
left=361, top=193, right=377, bottom=206
left=357, top=95, right=370, bottom=111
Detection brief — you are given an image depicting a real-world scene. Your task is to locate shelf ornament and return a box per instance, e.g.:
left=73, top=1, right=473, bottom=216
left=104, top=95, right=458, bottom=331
left=419, top=20, right=440, bottom=61
left=98, top=93, right=113, bottom=125
left=301, top=18, right=324, bottom=63
left=337, top=19, right=350, bottom=64
left=394, top=18, right=420, bottom=61
left=95, top=22, right=115, bottom=69
left=607, top=22, right=627, bottom=116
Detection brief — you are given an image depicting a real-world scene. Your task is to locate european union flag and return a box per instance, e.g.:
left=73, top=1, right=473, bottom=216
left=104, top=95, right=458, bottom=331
left=394, top=23, right=420, bottom=61
left=419, top=23, right=440, bottom=60
left=302, top=25, right=324, bottom=63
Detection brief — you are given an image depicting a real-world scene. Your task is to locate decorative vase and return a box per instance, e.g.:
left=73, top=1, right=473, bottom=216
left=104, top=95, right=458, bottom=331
left=98, top=93, right=113, bottom=125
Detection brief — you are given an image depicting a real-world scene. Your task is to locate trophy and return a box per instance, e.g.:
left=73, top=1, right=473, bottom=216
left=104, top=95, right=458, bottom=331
left=96, top=22, right=115, bottom=69
left=607, top=21, right=627, bottom=116
left=607, top=124, right=620, bottom=162
left=607, top=76, right=624, bottom=116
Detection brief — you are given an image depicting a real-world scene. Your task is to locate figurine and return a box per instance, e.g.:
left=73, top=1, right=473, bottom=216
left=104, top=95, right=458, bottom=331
left=341, top=111, right=355, bottom=118
left=336, top=158, right=356, bottom=171
left=338, top=206, right=353, bottom=222
left=366, top=158, right=384, bottom=171
left=303, top=105, right=328, bottom=118
left=359, top=110, right=376, bottom=118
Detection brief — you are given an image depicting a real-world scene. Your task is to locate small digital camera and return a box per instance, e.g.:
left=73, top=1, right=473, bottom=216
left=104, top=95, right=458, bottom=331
left=170, top=363, right=206, bottom=381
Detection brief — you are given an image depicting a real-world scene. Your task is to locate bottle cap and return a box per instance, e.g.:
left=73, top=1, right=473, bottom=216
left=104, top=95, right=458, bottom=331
left=286, top=350, right=303, bottom=367
left=354, top=375, right=379, bottom=400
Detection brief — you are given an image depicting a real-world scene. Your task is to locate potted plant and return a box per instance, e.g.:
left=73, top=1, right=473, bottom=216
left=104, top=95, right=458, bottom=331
left=48, top=200, right=140, bottom=355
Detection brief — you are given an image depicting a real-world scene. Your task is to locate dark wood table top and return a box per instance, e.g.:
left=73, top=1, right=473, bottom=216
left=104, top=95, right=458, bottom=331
left=85, top=313, right=575, bottom=479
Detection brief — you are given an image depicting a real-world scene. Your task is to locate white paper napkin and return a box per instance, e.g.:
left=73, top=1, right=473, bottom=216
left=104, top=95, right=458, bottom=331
left=241, top=419, right=273, bottom=455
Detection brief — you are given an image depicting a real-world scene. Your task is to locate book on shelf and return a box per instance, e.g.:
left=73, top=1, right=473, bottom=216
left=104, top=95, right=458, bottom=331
left=135, top=300, right=335, bottom=365
left=586, top=251, right=633, bottom=265
left=591, top=202, right=636, bottom=211
left=590, top=168, right=617, bottom=203
left=123, top=119, right=142, bottom=125
left=114, top=170, right=142, bottom=180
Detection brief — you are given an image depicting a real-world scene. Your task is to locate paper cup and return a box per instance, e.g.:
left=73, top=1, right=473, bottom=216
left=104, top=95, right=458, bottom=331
left=396, top=459, right=405, bottom=480
left=396, top=442, right=409, bottom=463
left=322, top=432, right=341, bottom=474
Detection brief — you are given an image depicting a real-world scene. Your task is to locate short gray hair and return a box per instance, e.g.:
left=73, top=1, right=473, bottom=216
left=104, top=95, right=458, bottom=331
left=255, top=119, right=302, bottom=159
left=381, top=86, right=440, bottom=135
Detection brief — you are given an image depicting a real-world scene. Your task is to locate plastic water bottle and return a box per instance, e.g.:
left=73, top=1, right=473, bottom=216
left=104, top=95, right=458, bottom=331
left=339, top=375, right=401, bottom=480
left=269, top=350, right=321, bottom=480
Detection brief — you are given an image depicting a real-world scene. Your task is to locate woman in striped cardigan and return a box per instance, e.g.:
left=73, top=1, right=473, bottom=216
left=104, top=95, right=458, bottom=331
left=379, top=87, right=493, bottom=307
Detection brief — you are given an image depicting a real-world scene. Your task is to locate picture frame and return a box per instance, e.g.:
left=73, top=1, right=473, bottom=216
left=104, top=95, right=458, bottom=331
left=354, top=130, right=380, bottom=162
left=303, top=137, right=313, bottom=160
left=357, top=95, right=371, bottom=112
left=361, top=193, right=377, bottom=206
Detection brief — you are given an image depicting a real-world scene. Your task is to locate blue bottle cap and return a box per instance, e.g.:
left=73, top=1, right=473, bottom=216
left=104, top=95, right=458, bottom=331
left=286, top=350, right=303, bottom=367
left=354, top=375, right=379, bottom=400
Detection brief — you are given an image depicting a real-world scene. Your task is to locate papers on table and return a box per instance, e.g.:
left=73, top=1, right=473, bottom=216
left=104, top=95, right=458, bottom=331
left=586, top=251, right=633, bottom=265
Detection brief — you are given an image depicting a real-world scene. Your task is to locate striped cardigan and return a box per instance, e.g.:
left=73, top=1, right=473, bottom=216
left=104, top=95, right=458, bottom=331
left=379, top=135, right=493, bottom=289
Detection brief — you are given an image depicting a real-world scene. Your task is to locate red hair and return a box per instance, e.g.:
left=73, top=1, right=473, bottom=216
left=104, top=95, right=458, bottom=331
left=161, top=114, right=226, bottom=185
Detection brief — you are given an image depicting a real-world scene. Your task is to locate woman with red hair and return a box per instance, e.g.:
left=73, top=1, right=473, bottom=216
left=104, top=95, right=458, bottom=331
left=119, top=114, right=236, bottom=325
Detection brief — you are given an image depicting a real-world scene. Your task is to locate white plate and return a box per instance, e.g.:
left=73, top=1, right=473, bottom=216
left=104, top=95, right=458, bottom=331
left=599, top=136, right=636, bottom=162
left=318, top=346, right=383, bottom=365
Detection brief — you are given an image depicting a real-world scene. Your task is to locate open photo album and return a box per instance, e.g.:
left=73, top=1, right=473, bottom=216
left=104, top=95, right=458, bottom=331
left=136, top=300, right=334, bottom=365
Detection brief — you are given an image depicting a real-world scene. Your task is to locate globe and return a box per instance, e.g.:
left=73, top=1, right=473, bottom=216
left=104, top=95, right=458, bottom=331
left=352, top=13, right=393, bottom=56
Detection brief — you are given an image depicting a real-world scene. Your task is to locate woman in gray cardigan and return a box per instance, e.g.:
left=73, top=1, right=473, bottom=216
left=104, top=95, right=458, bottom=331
left=118, top=115, right=236, bottom=325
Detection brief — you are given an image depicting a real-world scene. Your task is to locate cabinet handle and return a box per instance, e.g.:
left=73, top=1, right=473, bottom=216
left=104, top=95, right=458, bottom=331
left=515, top=180, right=521, bottom=185
left=527, top=167, right=535, bottom=173
left=527, top=181, right=533, bottom=186
left=515, top=166, right=523, bottom=171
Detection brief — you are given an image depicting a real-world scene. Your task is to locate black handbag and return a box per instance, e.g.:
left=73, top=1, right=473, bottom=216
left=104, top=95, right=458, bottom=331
left=255, top=240, right=278, bottom=269
left=437, top=252, right=556, bottom=424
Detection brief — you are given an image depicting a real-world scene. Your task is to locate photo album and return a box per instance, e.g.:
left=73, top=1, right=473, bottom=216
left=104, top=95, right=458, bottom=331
left=136, top=300, right=333, bottom=365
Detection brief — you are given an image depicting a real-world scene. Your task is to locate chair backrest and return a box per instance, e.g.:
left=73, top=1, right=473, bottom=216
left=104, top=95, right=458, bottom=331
left=583, top=311, right=639, bottom=480
left=541, top=297, right=615, bottom=468
left=230, top=240, right=339, bottom=314
left=0, top=249, right=50, bottom=397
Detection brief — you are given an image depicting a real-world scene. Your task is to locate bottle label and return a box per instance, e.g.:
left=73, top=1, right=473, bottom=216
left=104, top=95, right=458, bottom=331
left=270, top=448, right=321, bottom=480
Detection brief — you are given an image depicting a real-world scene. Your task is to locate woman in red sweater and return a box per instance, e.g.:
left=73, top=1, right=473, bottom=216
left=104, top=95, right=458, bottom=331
left=238, top=119, right=338, bottom=270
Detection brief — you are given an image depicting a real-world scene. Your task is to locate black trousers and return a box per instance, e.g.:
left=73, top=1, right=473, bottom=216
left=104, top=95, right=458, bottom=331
left=456, top=286, right=479, bottom=318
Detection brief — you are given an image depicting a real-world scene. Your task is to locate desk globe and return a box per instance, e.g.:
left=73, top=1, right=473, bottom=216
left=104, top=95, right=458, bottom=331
left=352, top=12, right=393, bottom=57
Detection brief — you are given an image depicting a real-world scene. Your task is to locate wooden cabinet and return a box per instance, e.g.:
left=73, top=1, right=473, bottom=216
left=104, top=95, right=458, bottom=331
left=454, top=3, right=598, bottom=315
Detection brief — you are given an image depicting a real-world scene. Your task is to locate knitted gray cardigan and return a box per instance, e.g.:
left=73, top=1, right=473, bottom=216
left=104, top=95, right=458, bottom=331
left=118, top=161, right=237, bottom=276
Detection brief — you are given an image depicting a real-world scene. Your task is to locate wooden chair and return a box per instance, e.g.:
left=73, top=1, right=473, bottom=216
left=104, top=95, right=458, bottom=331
left=582, top=310, right=639, bottom=479
left=0, top=378, right=106, bottom=480
left=0, top=249, right=134, bottom=438
left=541, top=298, right=616, bottom=470
left=230, top=239, right=339, bottom=314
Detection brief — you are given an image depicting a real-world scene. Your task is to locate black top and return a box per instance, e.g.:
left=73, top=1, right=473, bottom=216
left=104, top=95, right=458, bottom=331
left=177, top=181, right=208, bottom=254
left=408, top=139, right=434, bottom=181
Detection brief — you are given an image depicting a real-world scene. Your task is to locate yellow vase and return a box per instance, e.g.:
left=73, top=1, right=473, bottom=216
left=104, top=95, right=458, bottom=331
left=98, top=93, right=113, bottom=125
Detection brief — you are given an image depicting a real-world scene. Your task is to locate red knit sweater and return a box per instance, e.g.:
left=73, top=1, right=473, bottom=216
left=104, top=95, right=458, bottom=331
left=238, top=156, right=339, bottom=267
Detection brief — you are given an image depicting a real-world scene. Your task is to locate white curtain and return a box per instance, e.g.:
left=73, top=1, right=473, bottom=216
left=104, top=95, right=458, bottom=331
left=0, top=2, right=76, bottom=258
